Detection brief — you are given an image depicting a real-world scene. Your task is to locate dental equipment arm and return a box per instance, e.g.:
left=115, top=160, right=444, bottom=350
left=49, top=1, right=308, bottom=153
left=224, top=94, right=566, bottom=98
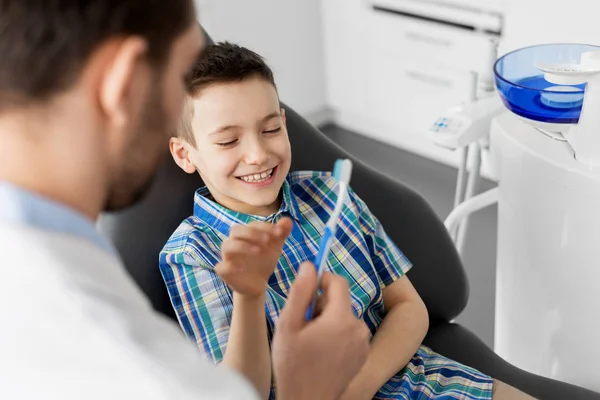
left=427, top=38, right=502, bottom=254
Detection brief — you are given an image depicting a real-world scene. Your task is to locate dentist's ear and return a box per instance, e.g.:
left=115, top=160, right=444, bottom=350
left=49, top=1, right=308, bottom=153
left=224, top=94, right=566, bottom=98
left=170, top=137, right=198, bottom=174
left=99, top=37, right=149, bottom=131
left=281, top=107, right=287, bottom=126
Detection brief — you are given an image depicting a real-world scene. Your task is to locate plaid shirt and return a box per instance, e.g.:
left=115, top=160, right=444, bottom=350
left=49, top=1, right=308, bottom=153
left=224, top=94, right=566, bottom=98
left=160, top=171, right=493, bottom=400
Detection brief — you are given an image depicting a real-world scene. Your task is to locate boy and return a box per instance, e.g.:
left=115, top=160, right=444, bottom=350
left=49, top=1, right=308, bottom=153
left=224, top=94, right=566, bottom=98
left=160, top=42, right=532, bottom=400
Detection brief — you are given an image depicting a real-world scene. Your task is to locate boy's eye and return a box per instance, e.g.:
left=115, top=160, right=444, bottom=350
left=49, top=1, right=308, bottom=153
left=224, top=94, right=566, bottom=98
left=264, top=127, right=282, bottom=134
left=216, top=139, right=238, bottom=147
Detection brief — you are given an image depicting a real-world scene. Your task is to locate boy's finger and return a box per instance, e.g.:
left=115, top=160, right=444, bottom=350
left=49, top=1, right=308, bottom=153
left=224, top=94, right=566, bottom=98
left=277, top=262, right=317, bottom=332
left=225, top=233, right=285, bottom=254
left=230, top=222, right=280, bottom=243
left=229, top=228, right=270, bottom=245
left=221, top=238, right=261, bottom=257
left=215, top=260, right=236, bottom=277
left=274, top=217, right=293, bottom=240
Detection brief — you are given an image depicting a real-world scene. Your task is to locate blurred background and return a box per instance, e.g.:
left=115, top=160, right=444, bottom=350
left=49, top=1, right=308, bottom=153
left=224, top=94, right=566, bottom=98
left=194, top=0, right=600, bottom=349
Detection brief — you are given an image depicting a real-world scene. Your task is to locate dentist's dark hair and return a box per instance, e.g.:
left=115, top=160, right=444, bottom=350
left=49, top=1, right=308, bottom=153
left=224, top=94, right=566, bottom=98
left=0, top=0, right=195, bottom=111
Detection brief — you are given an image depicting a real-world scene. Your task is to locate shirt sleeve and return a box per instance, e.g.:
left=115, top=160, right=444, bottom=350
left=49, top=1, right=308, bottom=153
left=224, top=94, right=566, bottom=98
left=159, top=248, right=232, bottom=364
left=348, top=186, right=413, bottom=288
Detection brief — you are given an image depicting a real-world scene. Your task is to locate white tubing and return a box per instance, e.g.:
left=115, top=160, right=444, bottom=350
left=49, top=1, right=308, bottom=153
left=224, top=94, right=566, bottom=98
left=456, top=142, right=482, bottom=253
left=454, top=146, right=469, bottom=208
left=445, top=187, right=499, bottom=236
left=452, top=146, right=469, bottom=240
left=327, top=182, right=347, bottom=232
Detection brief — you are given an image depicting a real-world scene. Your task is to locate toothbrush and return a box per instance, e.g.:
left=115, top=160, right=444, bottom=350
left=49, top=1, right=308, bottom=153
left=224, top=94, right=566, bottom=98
left=305, top=158, right=353, bottom=320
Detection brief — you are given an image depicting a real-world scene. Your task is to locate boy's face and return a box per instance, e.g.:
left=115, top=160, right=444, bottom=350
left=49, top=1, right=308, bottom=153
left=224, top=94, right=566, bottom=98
left=172, top=76, right=291, bottom=216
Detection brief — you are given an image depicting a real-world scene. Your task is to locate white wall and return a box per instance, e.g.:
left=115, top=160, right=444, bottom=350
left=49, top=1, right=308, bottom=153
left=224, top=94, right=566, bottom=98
left=194, top=0, right=329, bottom=124
left=500, top=0, right=600, bottom=54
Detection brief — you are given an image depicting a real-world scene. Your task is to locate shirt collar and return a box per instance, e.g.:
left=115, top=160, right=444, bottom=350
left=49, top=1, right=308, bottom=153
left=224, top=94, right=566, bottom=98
left=193, top=175, right=302, bottom=236
left=0, top=181, right=116, bottom=255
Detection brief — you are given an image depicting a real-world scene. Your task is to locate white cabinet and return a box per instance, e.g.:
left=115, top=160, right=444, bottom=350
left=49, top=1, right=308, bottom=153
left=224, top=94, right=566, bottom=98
left=365, top=8, right=496, bottom=131
left=366, top=8, right=497, bottom=72
left=321, top=0, right=501, bottom=166
left=365, top=51, right=471, bottom=134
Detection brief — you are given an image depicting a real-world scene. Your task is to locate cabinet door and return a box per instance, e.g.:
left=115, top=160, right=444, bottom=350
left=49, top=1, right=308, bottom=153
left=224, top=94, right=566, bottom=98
left=366, top=45, right=473, bottom=136
left=367, top=6, right=497, bottom=78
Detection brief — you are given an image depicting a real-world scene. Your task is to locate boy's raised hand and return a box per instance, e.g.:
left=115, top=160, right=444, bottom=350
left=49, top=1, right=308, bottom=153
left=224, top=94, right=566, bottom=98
left=217, top=217, right=293, bottom=297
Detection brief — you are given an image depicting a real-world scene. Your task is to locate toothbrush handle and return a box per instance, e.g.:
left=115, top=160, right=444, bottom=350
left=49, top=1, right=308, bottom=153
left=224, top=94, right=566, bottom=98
left=305, top=226, right=334, bottom=320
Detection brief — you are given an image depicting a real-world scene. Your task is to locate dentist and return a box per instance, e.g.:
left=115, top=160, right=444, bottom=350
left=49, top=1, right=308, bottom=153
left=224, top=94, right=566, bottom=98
left=0, top=1, right=369, bottom=399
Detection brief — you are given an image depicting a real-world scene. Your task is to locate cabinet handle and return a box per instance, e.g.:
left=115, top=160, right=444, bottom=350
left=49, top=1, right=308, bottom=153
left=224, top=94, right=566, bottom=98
left=406, top=31, right=452, bottom=47
left=406, top=70, right=453, bottom=88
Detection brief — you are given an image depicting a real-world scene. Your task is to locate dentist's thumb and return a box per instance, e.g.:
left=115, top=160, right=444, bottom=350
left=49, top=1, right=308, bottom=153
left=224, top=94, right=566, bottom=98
left=277, top=262, right=317, bottom=332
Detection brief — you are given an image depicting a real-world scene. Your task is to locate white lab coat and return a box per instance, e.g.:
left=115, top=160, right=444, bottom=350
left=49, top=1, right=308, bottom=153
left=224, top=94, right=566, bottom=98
left=0, top=223, right=257, bottom=400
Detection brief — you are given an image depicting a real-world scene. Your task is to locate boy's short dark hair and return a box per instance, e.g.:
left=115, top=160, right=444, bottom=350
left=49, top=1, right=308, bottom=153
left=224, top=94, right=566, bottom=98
left=0, top=0, right=194, bottom=110
left=179, top=42, right=277, bottom=146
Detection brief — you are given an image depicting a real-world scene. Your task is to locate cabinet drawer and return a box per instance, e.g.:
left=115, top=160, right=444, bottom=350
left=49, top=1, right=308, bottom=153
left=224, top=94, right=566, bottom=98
left=366, top=48, right=473, bottom=134
left=367, top=6, right=496, bottom=73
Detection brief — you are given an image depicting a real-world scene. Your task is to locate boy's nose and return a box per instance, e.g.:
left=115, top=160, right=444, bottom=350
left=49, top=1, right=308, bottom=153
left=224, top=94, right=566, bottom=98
left=244, top=141, right=270, bottom=166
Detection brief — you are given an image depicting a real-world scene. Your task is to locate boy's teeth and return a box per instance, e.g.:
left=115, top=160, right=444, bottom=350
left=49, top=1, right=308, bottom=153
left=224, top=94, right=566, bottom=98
left=240, top=168, right=273, bottom=183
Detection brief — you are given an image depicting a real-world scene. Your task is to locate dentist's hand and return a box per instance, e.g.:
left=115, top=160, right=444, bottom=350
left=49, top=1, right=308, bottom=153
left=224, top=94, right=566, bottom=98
left=217, top=218, right=293, bottom=298
left=273, top=263, right=370, bottom=400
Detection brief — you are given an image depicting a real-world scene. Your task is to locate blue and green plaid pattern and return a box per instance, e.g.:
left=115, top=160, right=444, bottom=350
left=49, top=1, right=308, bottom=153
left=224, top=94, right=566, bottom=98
left=160, top=171, right=493, bottom=399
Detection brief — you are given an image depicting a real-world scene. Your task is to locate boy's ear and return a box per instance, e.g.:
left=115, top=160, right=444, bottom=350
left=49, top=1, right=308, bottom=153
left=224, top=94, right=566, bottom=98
left=280, top=107, right=287, bottom=126
left=169, top=137, right=198, bottom=175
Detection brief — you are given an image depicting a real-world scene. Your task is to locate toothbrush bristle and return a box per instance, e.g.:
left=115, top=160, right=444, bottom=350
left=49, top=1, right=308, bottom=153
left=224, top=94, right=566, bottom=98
left=340, top=159, right=353, bottom=184
left=332, top=159, right=343, bottom=180
left=332, top=159, right=353, bottom=184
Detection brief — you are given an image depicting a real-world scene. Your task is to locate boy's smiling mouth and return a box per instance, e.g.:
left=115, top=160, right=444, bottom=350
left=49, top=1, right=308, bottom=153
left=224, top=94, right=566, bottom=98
left=237, top=166, right=277, bottom=184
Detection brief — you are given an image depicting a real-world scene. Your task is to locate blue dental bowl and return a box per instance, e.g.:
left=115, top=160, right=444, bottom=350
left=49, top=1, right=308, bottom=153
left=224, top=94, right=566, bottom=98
left=494, top=43, right=600, bottom=124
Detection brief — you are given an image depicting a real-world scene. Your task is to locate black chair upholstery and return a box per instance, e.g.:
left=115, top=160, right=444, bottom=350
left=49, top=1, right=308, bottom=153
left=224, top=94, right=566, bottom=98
left=286, top=109, right=468, bottom=324
left=97, top=29, right=599, bottom=400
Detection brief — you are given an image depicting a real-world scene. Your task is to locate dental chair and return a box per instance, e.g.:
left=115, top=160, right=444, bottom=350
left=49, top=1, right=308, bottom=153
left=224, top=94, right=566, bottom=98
left=97, top=30, right=599, bottom=400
